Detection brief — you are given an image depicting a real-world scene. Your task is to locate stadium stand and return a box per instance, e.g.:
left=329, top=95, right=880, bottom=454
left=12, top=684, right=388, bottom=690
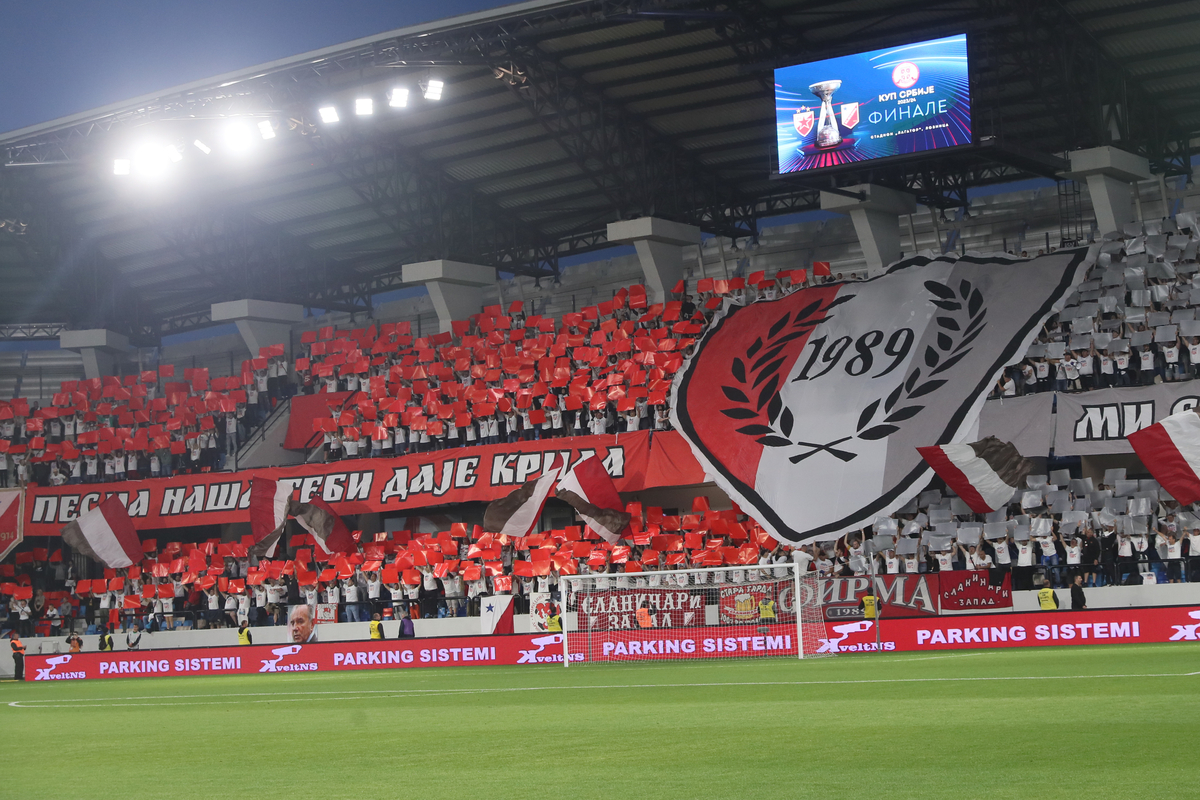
left=2, top=0, right=1200, bottom=654
left=7, top=221, right=1200, bottom=640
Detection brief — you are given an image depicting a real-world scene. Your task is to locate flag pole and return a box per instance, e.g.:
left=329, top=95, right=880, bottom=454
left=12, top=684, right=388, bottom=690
left=867, top=535, right=882, bottom=653
left=791, top=550, right=805, bottom=660
left=562, top=575, right=572, bottom=668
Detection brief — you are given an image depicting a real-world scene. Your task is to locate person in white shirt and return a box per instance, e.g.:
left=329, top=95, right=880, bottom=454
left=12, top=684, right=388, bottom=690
left=934, top=548, right=953, bottom=572
left=589, top=410, right=607, bottom=436
left=236, top=591, right=251, bottom=625
left=366, top=572, right=382, bottom=615
left=252, top=584, right=268, bottom=624
left=223, top=591, right=239, bottom=627
left=343, top=579, right=362, bottom=622
left=204, top=588, right=223, bottom=628
left=990, top=536, right=1012, bottom=567
left=1163, top=532, right=1184, bottom=583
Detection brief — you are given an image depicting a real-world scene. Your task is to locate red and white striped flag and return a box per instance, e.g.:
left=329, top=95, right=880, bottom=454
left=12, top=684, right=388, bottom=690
left=555, top=456, right=630, bottom=543
left=0, top=489, right=22, bottom=562
left=1126, top=410, right=1200, bottom=504
left=482, top=457, right=562, bottom=538
left=60, top=495, right=142, bottom=568
left=916, top=436, right=1033, bottom=514
left=290, top=496, right=357, bottom=554
left=249, top=477, right=290, bottom=557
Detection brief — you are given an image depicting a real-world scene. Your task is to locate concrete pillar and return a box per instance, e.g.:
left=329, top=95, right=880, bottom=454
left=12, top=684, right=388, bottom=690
left=211, top=299, right=304, bottom=358
left=58, top=329, right=130, bottom=379
left=1062, top=146, right=1151, bottom=236
left=606, top=217, right=701, bottom=304
left=401, top=260, right=494, bottom=333
left=819, top=184, right=917, bottom=276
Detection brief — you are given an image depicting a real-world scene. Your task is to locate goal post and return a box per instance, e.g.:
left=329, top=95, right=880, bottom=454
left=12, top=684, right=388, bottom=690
left=559, top=563, right=830, bottom=666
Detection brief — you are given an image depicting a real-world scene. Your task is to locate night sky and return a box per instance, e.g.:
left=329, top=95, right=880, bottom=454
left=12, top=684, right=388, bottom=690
left=0, top=0, right=508, bottom=135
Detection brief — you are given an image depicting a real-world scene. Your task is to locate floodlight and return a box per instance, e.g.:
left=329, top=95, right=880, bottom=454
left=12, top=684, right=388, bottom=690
left=113, top=159, right=131, bottom=176
left=132, top=144, right=170, bottom=178
left=422, top=79, right=444, bottom=100
left=165, top=145, right=182, bottom=163
left=388, top=87, right=409, bottom=108
left=193, top=139, right=211, bottom=154
left=224, top=122, right=255, bottom=153
left=355, top=98, right=373, bottom=116
left=319, top=106, right=339, bottom=123
left=257, top=120, right=276, bottom=140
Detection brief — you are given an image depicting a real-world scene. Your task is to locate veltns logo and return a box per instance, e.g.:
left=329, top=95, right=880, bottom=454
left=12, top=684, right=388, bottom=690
left=34, top=654, right=86, bottom=681
left=816, top=621, right=874, bottom=653
left=517, top=634, right=582, bottom=663
left=1168, top=609, right=1200, bottom=641
left=815, top=621, right=897, bottom=653
left=259, top=645, right=318, bottom=673
left=671, top=250, right=1091, bottom=543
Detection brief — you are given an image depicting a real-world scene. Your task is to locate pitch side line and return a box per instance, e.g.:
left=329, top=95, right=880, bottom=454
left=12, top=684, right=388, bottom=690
left=8, top=671, right=1196, bottom=708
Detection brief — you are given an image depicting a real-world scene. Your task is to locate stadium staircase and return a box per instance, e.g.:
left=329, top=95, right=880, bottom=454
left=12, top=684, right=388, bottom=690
left=232, top=396, right=305, bottom=470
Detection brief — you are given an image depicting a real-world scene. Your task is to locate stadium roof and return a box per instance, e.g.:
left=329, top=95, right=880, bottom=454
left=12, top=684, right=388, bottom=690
left=1, top=0, right=1197, bottom=342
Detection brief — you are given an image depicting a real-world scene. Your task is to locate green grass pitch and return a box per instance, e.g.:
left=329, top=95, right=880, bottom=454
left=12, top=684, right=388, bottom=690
left=2, top=643, right=1197, bottom=800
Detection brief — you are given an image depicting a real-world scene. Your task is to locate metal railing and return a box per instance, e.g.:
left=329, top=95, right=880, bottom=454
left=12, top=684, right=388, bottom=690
left=233, top=394, right=293, bottom=470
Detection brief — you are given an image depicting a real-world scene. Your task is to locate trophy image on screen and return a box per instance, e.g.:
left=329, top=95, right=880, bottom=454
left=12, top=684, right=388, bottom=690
left=809, top=80, right=843, bottom=149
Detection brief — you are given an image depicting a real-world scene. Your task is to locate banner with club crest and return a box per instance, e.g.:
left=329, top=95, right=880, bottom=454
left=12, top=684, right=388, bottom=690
left=671, top=249, right=1095, bottom=544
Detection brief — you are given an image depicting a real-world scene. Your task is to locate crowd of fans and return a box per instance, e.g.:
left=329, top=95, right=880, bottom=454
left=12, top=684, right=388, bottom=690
left=993, top=213, right=1200, bottom=397
left=0, top=348, right=292, bottom=488
left=289, top=275, right=826, bottom=458
left=6, top=215, right=1200, bottom=482
left=5, top=462, right=1197, bottom=640
left=5, top=223, right=1200, bottom=641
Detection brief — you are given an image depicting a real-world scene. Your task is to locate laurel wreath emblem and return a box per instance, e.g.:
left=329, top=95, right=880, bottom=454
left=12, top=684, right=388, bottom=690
left=718, top=279, right=987, bottom=463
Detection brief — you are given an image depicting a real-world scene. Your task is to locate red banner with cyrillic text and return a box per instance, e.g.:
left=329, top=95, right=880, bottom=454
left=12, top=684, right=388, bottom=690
left=937, top=570, right=1012, bottom=612
left=22, top=431, right=704, bottom=536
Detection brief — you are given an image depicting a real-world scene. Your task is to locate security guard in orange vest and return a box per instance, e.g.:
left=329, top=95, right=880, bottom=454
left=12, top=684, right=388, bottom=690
left=635, top=602, right=653, bottom=628
left=10, top=633, right=25, bottom=681
left=369, top=614, right=385, bottom=640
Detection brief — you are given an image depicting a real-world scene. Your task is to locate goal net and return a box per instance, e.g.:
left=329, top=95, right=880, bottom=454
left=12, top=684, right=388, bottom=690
left=559, top=563, right=830, bottom=665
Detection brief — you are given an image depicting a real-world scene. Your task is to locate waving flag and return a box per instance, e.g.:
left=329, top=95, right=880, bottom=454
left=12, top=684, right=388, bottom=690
left=0, top=488, right=22, bottom=562
left=290, top=497, right=356, bottom=554
left=556, top=456, right=630, bottom=543
left=249, top=477, right=290, bottom=557
left=917, top=437, right=1032, bottom=513
left=483, top=457, right=562, bottom=538
left=1127, top=409, right=1200, bottom=504
left=672, top=248, right=1093, bottom=543
left=60, top=495, right=142, bottom=568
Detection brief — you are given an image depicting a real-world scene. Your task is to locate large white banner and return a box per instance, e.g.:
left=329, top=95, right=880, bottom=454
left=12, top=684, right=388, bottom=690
left=977, top=393, right=1056, bottom=458
left=1053, top=382, right=1200, bottom=456
left=672, top=249, right=1094, bottom=544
